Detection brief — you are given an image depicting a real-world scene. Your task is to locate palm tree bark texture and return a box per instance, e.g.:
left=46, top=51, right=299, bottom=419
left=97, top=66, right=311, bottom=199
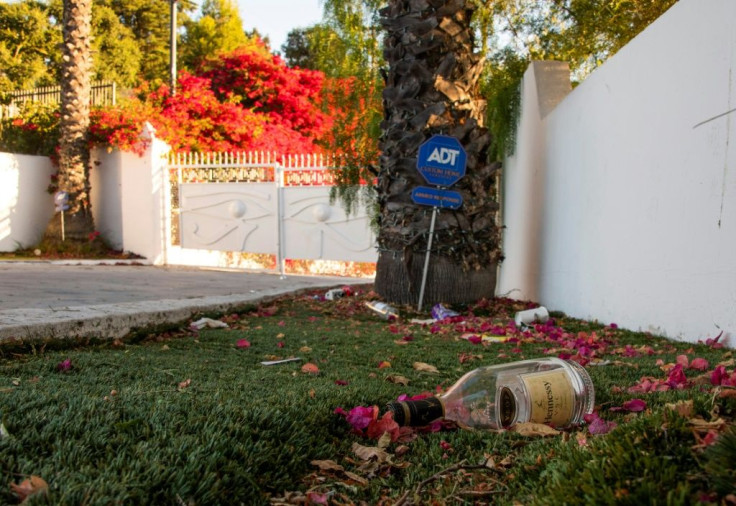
left=45, top=0, right=94, bottom=243
left=375, top=0, right=502, bottom=306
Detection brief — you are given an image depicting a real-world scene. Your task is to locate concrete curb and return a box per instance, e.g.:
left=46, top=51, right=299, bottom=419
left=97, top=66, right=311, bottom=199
left=0, top=282, right=372, bottom=345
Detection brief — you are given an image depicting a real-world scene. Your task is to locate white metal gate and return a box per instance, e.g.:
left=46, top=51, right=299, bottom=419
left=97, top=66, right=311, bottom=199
left=168, top=152, right=377, bottom=276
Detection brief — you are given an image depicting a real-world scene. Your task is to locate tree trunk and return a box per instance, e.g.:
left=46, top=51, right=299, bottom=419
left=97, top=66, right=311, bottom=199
left=375, top=0, right=502, bottom=307
left=44, top=0, right=94, bottom=244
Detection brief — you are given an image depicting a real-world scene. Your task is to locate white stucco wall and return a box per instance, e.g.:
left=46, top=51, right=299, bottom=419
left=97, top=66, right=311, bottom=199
left=498, top=0, right=736, bottom=345
left=0, top=152, right=56, bottom=251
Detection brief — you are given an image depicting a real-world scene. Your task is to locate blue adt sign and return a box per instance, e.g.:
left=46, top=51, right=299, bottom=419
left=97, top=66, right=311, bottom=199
left=417, top=135, right=467, bottom=187
left=411, top=186, right=463, bottom=210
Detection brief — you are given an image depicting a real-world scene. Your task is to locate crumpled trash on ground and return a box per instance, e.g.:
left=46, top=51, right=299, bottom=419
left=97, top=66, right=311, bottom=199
left=190, top=317, right=229, bottom=330
left=514, top=306, right=549, bottom=327
left=431, top=303, right=460, bottom=320
left=325, top=286, right=354, bottom=300
left=461, top=333, right=510, bottom=344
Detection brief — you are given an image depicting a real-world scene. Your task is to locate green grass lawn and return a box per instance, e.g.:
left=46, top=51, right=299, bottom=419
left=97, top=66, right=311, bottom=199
left=1, top=287, right=734, bottom=505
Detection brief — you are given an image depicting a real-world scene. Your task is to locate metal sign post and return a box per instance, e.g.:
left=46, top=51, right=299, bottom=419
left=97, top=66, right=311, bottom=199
left=54, top=191, right=69, bottom=241
left=413, top=135, right=467, bottom=312
left=417, top=205, right=437, bottom=312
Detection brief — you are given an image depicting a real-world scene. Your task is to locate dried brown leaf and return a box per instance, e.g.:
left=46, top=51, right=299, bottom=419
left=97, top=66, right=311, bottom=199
left=311, top=459, right=344, bottom=472
left=343, top=471, right=369, bottom=486
left=512, top=422, right=561, bottom=438
left=688, top=417, right=727, bottom=433
left=665, top=399, right=693, bottom=418
left=352, top=442, right=390, bottom=463
left=718, top=387, right=736, bottom=399
left=10, top=475, right=48, bottom=502
left=413, top=362, right=439, bottom=374
left=385, top=374, right=410, bottom=386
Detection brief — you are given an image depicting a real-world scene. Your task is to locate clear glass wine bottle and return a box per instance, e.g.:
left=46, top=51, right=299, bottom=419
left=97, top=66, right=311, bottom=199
left=386, top=357, right=595, bottom=430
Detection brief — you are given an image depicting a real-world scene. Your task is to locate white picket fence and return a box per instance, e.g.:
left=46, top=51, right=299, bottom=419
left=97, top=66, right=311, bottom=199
left=166, top=150, right=377, bottom=276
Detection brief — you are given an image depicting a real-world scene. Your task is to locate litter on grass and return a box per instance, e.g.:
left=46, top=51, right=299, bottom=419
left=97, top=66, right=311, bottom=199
left=460, top=333, right=510, bottom=344
left=431, top=303, right=460, bottom=320
left=365, top=301, right=398, bottom=320
left=190, top=317, right=229, bottom=330
left=261, top=357, right=302, bottom=366
left=514, top=306, right=549, bottom=327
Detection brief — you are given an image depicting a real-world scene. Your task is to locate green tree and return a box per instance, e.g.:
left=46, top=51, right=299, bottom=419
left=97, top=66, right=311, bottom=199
left=0, top=0, right=59, bottom=94
left=180, top=0, right=248, bottom=70
left=281, top=26, right=320, bottom=69
left=478, top=0, right=679, bottom=157
left=90, top=0, right=188, bottom=84
left=292, top=0, right=385, bottom=213
left=89, top=3, right=141, bottom=87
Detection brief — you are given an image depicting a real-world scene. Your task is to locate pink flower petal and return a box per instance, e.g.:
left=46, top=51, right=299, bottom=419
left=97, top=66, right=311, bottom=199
left=688, top=358, right=709, bottom=371
left=622, top=398, right=647, bottom=412
left=346, top=406, right=376, bottom=430
left=585, top=413, right=618, bottom=435
left=236, top=339, right=251, bottom=348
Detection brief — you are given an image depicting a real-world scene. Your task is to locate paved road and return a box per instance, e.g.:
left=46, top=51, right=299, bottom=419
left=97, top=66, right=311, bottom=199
left=0, top=261, right=372, bottom=343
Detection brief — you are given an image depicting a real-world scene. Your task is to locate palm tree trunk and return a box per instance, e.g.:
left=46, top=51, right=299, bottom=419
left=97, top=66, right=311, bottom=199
left=44, top=0, right=94, bottom=244
left=375, top=0, right=502, bottom=307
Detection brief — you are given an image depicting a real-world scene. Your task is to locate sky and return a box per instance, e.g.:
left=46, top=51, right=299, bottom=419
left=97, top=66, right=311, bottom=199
left=236, top=0, right=324, bottom=52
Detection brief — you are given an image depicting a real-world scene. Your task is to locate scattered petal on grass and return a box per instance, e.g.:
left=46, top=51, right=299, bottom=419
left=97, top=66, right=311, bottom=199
left=365, top=412, right=401, bottom=441
left=10, top=475, right=48, bottom=502
left=622, top=398, right=647, bottom=411
left=177, top=379, right=191, bottom=390
left=611, top=398, right=647, bottom=412
left=236, top=339, right=251, bottom=348
left=334, top=380, right=349, bottom=386
left=689, top=357, right=710, bottom=371
left=277, top=341, right=285, bottom=349
left=378, top=361, right=391, bottom=369
left=585, top=413, right=618, bottom=435
left=513, top=422, right=560, bottom=437
left=301, top=363, right=320, bottom=375
left=57, top=359, right=73, bottom=372
left=344, top=406, right=376, bottom=430
left=413, top=362, right=439, bottom=374
left=306, top=492, right=329, bottom=504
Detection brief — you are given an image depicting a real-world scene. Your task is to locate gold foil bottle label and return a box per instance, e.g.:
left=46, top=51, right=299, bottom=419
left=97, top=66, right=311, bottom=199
left=499, top=387, right=517, bottom=428
left=521, top=369, right=574, bottom=427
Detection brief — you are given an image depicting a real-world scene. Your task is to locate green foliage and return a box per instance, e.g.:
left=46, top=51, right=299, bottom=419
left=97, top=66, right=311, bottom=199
left=481, top=48, right=527, bottom=159
left=0, top=102, right=59, bottom=156
left=479, top=0, right=680, bottom=158
left=89, top=4, right=142, bottom=87
left=703, top=427, right=736, bottom=498
left=180, top=0, right=248, bottom=70
left=296, top=0, right=384, bottom=214
left=0, top=0, right=60, bottom=93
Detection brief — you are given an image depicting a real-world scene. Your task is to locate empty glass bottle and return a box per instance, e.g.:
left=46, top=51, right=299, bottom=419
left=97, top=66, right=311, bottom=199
left=386, top=357, right=595, bottom=430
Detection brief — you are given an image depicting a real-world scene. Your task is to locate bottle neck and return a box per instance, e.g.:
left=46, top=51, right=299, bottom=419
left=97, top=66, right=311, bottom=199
left=386, top=397, right=444, bottom=426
